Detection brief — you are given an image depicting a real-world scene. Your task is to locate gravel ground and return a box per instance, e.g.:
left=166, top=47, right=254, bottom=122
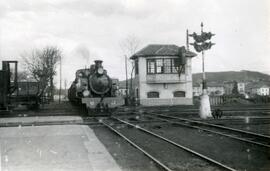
left=201, top=117, right=270, bottom=135
left=92, top=125, right=163, bottom=171
left=114, top=109, right=270, bottom=171
left=132, top=106, right=270, bottom=136
left=226, top=124, right=270, bottom=135
left=134, top=120, right=270, bottom=171
left=110, top=123, right=223, bottom=171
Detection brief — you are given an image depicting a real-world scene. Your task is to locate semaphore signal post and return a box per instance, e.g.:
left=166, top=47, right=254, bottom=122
left=189, top=22, right=215, bottom=119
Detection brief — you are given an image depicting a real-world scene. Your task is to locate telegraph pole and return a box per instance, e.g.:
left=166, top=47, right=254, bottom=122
left=201, top=23, right=206, bottom=89
left=189, top=22, right=215, bottom=119
left=64, top=79, right=67, bottom=100
left=59, top=54, right=62, bottom=103
left=186, top=29, right=189, bottom=50
left=125, top=55, right=129, bottom=105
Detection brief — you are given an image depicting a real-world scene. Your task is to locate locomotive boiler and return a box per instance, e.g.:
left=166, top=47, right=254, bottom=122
left=68, top=60, right=124, bottom=115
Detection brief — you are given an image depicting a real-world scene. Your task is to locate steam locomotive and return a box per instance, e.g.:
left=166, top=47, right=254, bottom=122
left=68, top=60, right=124, bottom=115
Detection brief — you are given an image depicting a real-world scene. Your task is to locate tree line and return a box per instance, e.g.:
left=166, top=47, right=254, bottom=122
left=19, top=35, right=140, bottom=103
left=21, top=46, right=62, bottom=101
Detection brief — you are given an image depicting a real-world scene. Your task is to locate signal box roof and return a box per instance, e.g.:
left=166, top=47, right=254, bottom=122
left=130, top=44, right=197, bottom=59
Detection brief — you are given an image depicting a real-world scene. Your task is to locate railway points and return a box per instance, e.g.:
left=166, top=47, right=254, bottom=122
left=101, top=117, right=230, bottom=171
left=111, top=113, right=270, bottom=171
left=143, top=113, right=270, bottom=148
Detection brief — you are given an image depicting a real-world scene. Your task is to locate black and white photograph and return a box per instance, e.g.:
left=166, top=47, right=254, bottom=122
left=0, top=0, right=269, bottom=170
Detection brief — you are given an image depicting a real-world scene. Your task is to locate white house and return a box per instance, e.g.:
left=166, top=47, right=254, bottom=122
left=237, top=82, right=246, bottom=94
left=130, top=44, right=196, bottom=106
left=252, top=85, right=270, bottom=96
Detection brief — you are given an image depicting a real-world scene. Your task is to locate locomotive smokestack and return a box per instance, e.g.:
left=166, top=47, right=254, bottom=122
left=94, top=60, right=103, bottom=69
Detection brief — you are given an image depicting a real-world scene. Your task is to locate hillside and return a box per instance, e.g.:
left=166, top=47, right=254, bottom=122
left=192, top=70, right=270, bottom=83
left=119, top=70, right=270, bottom=88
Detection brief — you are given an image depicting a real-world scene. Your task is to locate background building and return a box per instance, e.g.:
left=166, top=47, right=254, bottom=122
left=193, top=82, right=202, bottom=97
left=130, top=44, right=196, bottom=106
left=251, top=85, right=270, bottom=96
left=193, top=82, right=224, bottom=96
left=223, top=81, right=234, bottom=95
left=237, top=82, right=246, bottom=94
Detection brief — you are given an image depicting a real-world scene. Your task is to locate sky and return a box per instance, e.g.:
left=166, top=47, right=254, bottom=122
left=0, top=0, right=269, bottom=86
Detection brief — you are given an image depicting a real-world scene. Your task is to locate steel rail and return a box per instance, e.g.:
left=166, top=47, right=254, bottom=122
left=147, top=107, right=270, bottom=112
left=146, top=109, right=270, bottom=117
left=100, top=120, right=173, bottom=171
left=112, top=116, right=236, bottom=171
left=145, top=114, right=270, bottom=148
left=149, top=113, right=270, bottom=139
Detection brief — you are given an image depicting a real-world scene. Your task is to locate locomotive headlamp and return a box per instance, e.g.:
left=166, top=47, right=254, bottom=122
left=83, top=90, right=90, bottom=97
left=97, top=68, right=104, bottom=75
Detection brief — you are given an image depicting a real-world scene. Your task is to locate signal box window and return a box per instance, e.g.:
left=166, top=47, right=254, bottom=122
left=163, top=59, right=171, bottom=73
left=156, top=59, right=163, bottom=73
left=173, top=91, right=185, bottom=97
left=147, top=59, right=155, bottom=74
left=147, top=91, right=159, bottom=98
left=147, top=58, right=185, bottom=74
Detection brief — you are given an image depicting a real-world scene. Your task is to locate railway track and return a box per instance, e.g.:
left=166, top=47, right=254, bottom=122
left=143, top=113, right=270, bottom=148
left=1, top=111, right=269, bottom=170
left=101, top=116, right=235, bottom=171
left=115, top=107, right=270, bottom=119
left=116, top=106, right=270, bottom=112
left=111, top=114, right=270, bottom=171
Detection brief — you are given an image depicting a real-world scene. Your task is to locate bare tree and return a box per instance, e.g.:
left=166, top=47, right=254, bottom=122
left=21, top=46, right=62, bottom=101
left=120, top=35, right=141, bottom=57
left=120, top=35, right=141, bottom=101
